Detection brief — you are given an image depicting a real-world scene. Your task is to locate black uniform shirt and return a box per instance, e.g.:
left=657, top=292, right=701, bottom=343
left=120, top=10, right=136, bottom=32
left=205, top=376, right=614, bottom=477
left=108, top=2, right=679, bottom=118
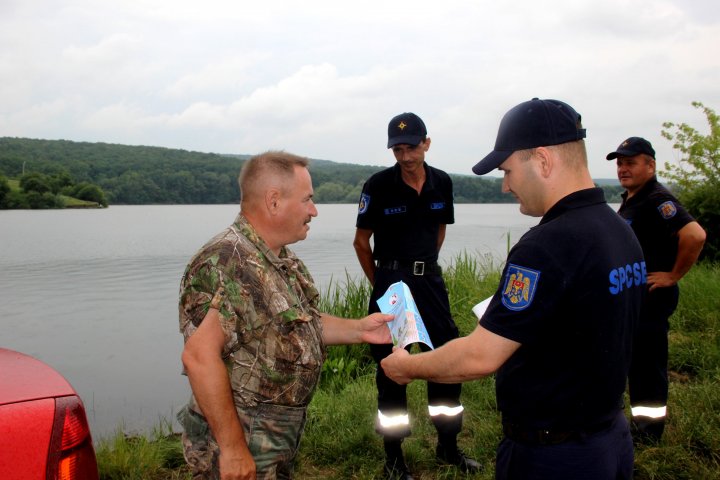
left=355, top=163, right=454, bottom=262
left=618, top=176, right=695, bottom=273
left=479, top=188, right=646, bottom=431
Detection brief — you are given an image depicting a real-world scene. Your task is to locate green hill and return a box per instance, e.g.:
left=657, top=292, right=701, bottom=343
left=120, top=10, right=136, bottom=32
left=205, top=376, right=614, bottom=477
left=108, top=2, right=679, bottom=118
left=0, top=137, right=623, bottom=205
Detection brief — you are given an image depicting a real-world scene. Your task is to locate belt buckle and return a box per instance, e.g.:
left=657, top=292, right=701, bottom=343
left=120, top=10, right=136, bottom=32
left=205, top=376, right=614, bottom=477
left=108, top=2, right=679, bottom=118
left=413, top=261, right=425, bottom=276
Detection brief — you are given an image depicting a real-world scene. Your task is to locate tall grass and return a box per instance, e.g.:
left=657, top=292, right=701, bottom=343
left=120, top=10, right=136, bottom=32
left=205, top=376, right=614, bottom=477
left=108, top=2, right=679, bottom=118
left=94, top=420, right=189, bottom=480
left=95, top=257, right=720, bottom=480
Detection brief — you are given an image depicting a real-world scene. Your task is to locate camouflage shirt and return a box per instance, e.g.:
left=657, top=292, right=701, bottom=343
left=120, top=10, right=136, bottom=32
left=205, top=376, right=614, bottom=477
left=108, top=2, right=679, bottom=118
left=179, top=213, right=326, bottom=408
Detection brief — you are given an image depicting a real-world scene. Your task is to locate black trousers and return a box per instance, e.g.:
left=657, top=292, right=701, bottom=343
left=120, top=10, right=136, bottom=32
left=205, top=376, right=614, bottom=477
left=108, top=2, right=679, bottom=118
left=496, top=410, right=633, bottom=480
left=628, top=286, right=679, bottom=436
left=369, top=268, right=463, bottom=440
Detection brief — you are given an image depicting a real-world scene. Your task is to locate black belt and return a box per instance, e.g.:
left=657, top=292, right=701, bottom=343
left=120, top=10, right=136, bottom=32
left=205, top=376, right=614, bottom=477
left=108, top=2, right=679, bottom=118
left=376, top=259, right=442, bottom=276
left=503, top=418, right=615, bottom=446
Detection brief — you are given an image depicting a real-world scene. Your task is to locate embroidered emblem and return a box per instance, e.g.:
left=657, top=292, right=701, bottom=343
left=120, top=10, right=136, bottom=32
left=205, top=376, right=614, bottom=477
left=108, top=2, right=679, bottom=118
left=398, top=121, right=407, bottom=130
left=358, top=193, right=370, bottom=214
left=501, top=264, right=540, bottom=311
left=658, top=201, right=677, bottom=219
left=430, top=202, right=445, bottom=210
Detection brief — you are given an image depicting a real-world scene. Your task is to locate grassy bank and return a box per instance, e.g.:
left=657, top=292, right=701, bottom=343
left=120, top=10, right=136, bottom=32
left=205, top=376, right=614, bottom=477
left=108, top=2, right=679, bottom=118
left=95, top=255, right=720, bottom=479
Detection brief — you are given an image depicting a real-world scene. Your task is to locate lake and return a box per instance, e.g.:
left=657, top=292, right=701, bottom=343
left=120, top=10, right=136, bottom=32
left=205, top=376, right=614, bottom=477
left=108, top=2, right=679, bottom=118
left=0, top=203, right=540, bottom=440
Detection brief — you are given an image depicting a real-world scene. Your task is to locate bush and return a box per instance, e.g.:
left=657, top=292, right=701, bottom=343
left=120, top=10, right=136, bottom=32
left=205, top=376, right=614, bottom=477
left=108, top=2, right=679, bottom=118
left=19, top=172, right=52, bottom=194
left=25, top=191, right=63, bottom=209
left=681, top=183, right=720, bottom=263
left=74, top=182, right=109, bottom=207
left=0, top=175, right=10, bottom=207
left=662, top=101, right=720, bottom=263
left=2, top=190, right=30, bottom=209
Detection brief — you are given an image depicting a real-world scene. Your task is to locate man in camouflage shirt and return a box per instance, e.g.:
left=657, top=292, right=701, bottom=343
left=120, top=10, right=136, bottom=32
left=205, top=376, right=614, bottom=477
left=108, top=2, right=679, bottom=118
left=178, top=151, right=393, bottom=480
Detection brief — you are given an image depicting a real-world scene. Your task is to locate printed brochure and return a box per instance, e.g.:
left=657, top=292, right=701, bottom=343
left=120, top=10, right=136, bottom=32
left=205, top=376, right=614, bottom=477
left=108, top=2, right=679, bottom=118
left=376, top=281, right=434, bottom=349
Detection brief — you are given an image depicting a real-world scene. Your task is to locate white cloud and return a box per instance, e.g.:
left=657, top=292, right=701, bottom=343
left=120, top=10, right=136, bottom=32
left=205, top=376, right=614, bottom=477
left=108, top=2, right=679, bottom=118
left=0, top=0, right=718, bottom=179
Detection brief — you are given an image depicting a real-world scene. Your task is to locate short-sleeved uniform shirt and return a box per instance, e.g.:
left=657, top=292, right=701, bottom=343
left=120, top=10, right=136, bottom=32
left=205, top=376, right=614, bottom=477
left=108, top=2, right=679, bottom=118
left=480, top=189, right=646, bottom=431
left=618, top=176, right=695, bottom=272
left=356, top=163, right=454, bottom=262
left=179, top=214, right=326, bottom=409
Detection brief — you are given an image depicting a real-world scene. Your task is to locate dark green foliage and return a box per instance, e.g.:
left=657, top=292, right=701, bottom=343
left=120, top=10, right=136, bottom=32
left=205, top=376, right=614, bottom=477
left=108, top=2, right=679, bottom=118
left=72, top=182, right=109, bottom=207
left=19, top=171, right=53, bottom=193
left=0, top=175, right=9, bottom=206
left=679, top=183, right=720, bottom=263
left=1, top=168, right=107, bottom=209
left=0, top=137, right=247, bottom=205
left=25, top=190, right=64, bottom=209
left=0, top=137, right=650, bottom=206
left=599, top=184, right=625, bottom=203
left=452, top=175, right=507, bottom=203
left=2, top=190, right=30, bottom=208
left=661, top=101, right=720, bottom=264
left=48, top=170, right=73, bottom=193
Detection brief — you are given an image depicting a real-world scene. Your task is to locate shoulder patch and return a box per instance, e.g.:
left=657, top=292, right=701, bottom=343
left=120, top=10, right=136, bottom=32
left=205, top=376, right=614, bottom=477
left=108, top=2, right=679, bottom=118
left=358, top=193, right=370, bottom=214
left=657, top=201, right=677, bottom=220
left=501, top=264, right=540, bottom=311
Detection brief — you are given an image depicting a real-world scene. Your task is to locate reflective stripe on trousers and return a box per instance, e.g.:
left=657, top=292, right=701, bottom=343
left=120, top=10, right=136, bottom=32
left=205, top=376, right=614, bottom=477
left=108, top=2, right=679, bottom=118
left=428, top=405, right=464, bottom=417
left=377, top=410, right=410, bottom=429
left=376, top=404, right=464, bottom=438
left=378, top=404, right=464, bottom=425
left=631, top=405, right=667, bottom=419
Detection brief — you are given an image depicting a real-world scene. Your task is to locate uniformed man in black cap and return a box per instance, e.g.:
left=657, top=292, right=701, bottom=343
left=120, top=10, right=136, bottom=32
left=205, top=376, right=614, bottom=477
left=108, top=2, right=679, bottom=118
left=382, top=99, right=646, bottom=479
left=354, top=112, right=480, bottom=479
left=606, top=136, right=706, bottom=443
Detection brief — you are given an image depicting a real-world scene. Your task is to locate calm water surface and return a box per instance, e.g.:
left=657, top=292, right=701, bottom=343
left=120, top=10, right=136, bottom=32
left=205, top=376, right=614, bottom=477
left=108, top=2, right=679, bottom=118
left=0, top=204, right=539, bottom=439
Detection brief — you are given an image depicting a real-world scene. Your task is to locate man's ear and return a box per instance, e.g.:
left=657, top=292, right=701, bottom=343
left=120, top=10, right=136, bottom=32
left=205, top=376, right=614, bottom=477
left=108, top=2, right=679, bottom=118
left=534, top=147, right=553, bottom=178
left=422, top=137, right=432, bottom=152
left=266, top=189, right=281, bottom=215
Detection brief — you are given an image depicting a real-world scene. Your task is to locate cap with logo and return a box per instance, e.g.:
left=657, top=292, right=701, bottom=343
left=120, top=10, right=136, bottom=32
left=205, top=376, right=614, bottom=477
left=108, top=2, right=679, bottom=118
left=387, top=112, right=427, bottom=148
left=472, top=98, right=586, bottom=175
left=605, top=137, right=655, bottom=160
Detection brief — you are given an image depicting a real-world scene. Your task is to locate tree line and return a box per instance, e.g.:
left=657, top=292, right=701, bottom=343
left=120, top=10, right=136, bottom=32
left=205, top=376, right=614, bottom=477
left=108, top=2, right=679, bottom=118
left=0, top=137, right=626, bottom=207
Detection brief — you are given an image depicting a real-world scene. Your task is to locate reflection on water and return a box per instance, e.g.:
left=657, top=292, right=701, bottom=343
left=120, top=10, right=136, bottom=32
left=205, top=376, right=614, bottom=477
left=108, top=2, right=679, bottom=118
left=0, top=204, right=538, bottom=439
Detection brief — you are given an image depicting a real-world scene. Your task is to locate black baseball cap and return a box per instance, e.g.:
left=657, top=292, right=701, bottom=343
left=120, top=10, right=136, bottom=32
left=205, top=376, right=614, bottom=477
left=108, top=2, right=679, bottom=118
left=606, top=137, right=656, bottom=160
left=387, top=112, right=427, bottom=148
left=472, top=98, right=586, bottom=175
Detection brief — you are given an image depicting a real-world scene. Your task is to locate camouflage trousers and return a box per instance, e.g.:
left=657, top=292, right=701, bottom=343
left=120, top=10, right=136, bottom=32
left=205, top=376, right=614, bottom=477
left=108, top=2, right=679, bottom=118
left=178, top=402, right=308, bottom=480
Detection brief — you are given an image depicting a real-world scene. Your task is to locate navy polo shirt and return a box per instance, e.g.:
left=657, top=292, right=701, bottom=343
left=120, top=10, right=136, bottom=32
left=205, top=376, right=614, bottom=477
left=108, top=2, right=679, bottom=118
left=480, top=188, right=646, bottom=431
left=618, top=177, right=695, bottom=273
left=355, top=163, right=454, bottom=262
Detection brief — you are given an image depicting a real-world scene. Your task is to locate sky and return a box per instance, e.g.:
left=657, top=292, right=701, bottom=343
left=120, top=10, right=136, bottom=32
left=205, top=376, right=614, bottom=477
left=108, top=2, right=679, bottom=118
left=1, top=0, right=719, bottom=180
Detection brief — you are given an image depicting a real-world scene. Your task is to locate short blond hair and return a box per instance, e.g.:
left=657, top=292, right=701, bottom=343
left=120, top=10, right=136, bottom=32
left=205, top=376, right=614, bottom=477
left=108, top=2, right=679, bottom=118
left=238, top=151, right=310, bottom=203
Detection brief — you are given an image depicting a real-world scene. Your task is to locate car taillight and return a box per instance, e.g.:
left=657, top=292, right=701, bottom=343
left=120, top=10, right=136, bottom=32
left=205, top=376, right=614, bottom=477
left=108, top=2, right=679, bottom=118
left=46, top=395, right=99, bottom=480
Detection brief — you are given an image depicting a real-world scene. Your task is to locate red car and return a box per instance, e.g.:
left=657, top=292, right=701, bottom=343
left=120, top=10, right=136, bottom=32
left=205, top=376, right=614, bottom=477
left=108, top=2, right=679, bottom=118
left=0, top=348, right=99, bottom=480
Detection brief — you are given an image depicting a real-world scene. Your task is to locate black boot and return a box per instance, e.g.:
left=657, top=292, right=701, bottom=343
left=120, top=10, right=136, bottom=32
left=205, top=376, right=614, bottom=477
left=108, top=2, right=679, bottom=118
left=631, top=417, right=665, bottom=445
left=436, top=441, right=482, bottom=474
left=383, top=439, right=414, bottom=480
